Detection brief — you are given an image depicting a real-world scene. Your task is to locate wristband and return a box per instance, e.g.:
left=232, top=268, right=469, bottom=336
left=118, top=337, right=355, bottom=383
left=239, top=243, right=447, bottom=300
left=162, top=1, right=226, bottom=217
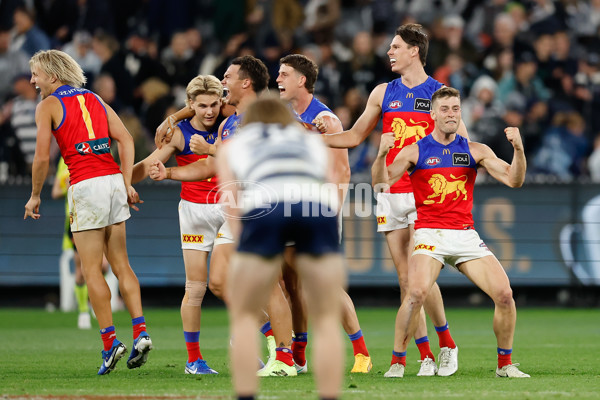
left=166, top=168, right=172, bottom=180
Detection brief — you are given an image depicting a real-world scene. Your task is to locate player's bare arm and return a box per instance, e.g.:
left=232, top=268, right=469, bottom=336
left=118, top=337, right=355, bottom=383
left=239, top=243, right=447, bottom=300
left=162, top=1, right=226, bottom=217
left=323, top=83, right=386, bottom=148
left=104, top=100, right=141, bottom=210
left=132, top=128, right=184, bottom=184
left=149, top=156, right=216, bottom=182
left=372, top=132, right=418, bottom=191
left=472, top=127, right=527, bottom=188
left=24, top=98, right=57, bottom=219
left=155, top=106, right=195, bottom=148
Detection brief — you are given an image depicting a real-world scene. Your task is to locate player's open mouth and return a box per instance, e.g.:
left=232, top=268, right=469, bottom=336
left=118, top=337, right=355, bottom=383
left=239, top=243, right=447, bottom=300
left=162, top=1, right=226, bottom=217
left=278, top=85, right=285, bottom=93
left=390, top=58, right=396, bottom=65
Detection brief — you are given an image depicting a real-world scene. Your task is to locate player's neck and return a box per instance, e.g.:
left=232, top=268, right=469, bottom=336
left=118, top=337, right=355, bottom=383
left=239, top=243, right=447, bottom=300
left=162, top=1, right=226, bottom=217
left=400, top=65, right=428, bottom=89
left=292, top=92, right=313, bottom=115
left=431, top=129, right=456, bottom=145
left=236, top=92, right=258, bottom=114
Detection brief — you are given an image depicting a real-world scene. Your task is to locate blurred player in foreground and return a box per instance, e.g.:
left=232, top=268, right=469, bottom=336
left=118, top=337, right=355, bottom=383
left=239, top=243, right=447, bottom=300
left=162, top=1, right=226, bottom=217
left=372, top=87, right=529, bottom=378
left=218, top=96, right=345, bottom=399
left=25, top=50, right=151, bottom=375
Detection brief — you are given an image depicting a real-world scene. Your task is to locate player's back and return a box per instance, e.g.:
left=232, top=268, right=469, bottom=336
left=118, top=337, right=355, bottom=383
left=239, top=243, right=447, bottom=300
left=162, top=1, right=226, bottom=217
left=51, top=85, right=120, bottom=185
left=226, top=122, right=336, bottom=214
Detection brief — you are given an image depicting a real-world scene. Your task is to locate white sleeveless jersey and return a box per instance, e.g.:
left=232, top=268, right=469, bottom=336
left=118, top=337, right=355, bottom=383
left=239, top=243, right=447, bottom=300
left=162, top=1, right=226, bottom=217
left=223, top=122, right=338, bottom=214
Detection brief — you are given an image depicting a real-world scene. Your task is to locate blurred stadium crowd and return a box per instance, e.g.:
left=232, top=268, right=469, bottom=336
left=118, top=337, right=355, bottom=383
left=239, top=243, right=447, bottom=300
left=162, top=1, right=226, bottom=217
left=1, top=0, right=600, bottom=183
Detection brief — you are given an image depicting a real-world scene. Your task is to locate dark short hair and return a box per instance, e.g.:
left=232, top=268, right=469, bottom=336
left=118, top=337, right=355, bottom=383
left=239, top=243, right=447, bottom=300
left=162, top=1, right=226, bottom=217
left=279, top=54, right=319, bottom=94
left=432, top=86, right=461, bottom=106
left=231, top=55, right=270, bottom=93
left=395, top=23, right=429, bottom=66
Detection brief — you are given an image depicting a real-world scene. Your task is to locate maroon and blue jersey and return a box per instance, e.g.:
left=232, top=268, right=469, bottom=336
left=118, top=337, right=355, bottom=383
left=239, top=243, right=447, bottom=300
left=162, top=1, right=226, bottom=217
left=410, top=134, right=477, bottom=230
left=51, top=85, right=121, bottom=185
left=221, top=112, right=243, bottom=141
left=297, top=96, right=340, bottom=132
left=175, top=119, right=218, bottom=204
left=382, top=76, right=443, bottom=193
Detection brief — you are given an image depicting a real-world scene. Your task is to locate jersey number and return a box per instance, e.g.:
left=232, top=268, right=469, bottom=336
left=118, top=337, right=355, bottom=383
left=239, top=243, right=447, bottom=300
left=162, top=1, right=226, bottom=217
left=76, top=95, right=96, bottom=139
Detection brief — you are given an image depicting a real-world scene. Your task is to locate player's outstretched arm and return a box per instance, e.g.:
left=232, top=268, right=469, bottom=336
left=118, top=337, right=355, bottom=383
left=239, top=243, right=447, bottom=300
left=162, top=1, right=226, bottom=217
left=132, top=128, right=182, bottom=184
left=372, top=132, right=418, bottom=192
left=24, top=99, right=55, bottom=219
left=149, top=157, right=216, bottom=182
left=474, top=127, right=527, bottom=188
left=155, top=107, right=195, bottom=148
left=105, top=101, right=142, bottom=209
left=322, top=84, right=386, bottom=148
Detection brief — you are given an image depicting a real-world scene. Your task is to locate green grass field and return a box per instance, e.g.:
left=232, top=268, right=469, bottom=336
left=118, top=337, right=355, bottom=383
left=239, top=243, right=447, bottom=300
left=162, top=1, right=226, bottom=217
left=1, top=307, right=599, bottom=399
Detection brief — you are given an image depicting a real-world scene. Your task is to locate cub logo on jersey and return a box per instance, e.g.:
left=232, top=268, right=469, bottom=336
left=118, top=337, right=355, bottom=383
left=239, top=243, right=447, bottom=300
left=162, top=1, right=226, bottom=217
left=425, top=156, right=441, bottom=166
left=388, top=100, right=402, bottom=109
left=453, top=153, right=470, bottom=166
left=423, top=174, right=468, bottom=204
left=414, top=98, right=431, bottom=112
left=392, top=118, right=429, bottom=148
left=75, top=138, right=110, bottom=155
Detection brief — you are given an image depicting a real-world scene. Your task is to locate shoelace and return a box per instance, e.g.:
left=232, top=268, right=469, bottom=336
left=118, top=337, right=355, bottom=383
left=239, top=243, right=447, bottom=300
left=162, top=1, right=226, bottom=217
left=439, top=350, right=451, bottom=368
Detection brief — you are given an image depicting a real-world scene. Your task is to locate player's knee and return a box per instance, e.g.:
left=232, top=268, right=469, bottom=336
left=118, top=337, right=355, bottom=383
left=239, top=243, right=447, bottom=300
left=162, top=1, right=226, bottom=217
left=408, top=286, right=428, bottom=306
left=208, top=278, right=225, bottom=299
left=493, top=287, right=514, bottom=308
left=185, top=280, right=207, bottom=306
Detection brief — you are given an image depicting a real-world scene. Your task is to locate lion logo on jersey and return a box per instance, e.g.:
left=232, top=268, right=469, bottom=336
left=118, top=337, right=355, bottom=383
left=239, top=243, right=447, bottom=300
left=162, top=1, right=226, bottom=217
left=423, top=174, right=468, bottom=204
left=391, top=118, right=429, bottom=148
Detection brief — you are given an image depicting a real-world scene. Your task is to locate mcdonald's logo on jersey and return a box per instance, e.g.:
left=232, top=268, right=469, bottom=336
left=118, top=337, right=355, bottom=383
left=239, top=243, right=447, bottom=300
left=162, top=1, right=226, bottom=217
left=406, top=92, right=414, bottom=98
left=182, top=234, right=204, bottom=243
left=443, top=148, right=451, bottom=155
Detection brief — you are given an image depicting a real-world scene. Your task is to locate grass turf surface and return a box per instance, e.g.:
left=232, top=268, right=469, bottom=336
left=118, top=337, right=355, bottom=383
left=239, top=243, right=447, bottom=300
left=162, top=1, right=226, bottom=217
left=1, top=307, right=599, bottom=399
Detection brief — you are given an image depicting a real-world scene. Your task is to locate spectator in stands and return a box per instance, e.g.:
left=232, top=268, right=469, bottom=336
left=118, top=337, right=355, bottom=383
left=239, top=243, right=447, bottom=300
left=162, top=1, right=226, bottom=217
left=340, top=31, right=391, bottom=96
left=62, top=30, right=101, bottom=85
left=10, top=6, right=51, bottom=57
left=574, top=52, right=600, bottom=137
left=92, top=31, right=134, bottom=109
left=33, top=0, right=78, bottom=47
left=461, top=74, right=504, bottom=143
left=427, top=15, right=479, bottom=75
left=588, top=134, right=600, bottom=182
left=0, top=27, right=29, bottom=102
left=4, top=74, right=39, bottom=174
left=160, top=31, right=202, bottom=89
left=533, top=111, right=590, bottom=179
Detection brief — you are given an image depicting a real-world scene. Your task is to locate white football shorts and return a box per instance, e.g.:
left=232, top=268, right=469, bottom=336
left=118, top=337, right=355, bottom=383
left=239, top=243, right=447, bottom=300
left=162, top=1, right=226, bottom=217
left=376, top=192, right=417, bottom=232
left=178, top=200, right=233, bottom=251
left=412, top=228, right=494, bottom=268
left=68, top=173, right=130, bottom=232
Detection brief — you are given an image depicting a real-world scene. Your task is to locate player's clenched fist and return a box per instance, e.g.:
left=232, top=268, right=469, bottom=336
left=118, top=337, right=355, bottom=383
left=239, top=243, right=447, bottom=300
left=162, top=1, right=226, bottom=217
left=190, top=134, right=211, bottom=155
left=377, top=132, right=396, bottom=157
left=504, top=127, right=523, bottom=151
left=149, top=160, right=167, bottom=181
